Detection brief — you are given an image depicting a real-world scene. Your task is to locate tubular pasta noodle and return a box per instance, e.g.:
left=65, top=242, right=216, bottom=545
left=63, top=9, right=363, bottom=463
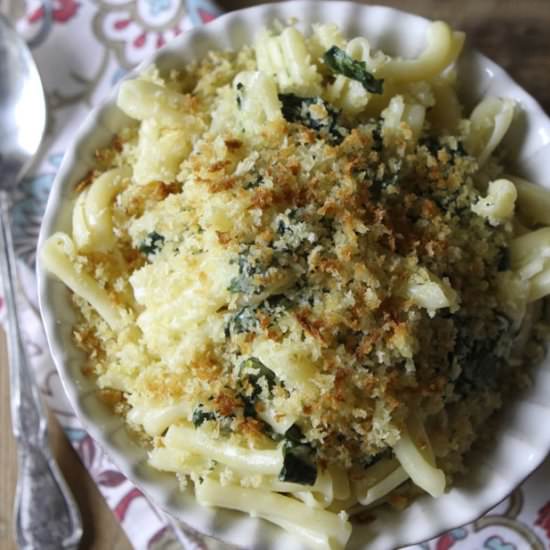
left=72, top=189, right=91, bottom=251
left=133, top=119, right=193, bottom=185
left=354, top=457, right=409, bottom=506
left=309, top=23, right=346, bottom=58
left=195, top=478, right=352, bottom=550
left=407, top=270, right=458, bottom=314
left=471, top=178, right=517, bottom=226
left=527, top=269, right=550, bottom=302
left=149, top=446, right=207, bottom=474
left=249, top=338, right=320, bottom=398
left=392, top=419, right=445, bottom=498
left=117, top=79, right=199, bottom=128
left=510, top=227, right=550, bottom=280
left=359, top=466, right=409, bottom=506
left=271, top=468, right=332, bottom=498
left=73, top=166, right=131, bottom=252
left=41, top=232, right=123, bottom=329
left=257, top=405, right=297, bottom=436
left=164, top=424, right=283, bottom=475
left=294, top=468, right=334, bottom=508
left=329, top=465, right=351, bottom=501
left=151, top=444, right=338, bottom=508
left=256, top=27, right=322, bottom=96
left=128, top=402, right=190, bottom=436
left=403, top=103, right=426, bottom=140
left=495, top=271, right=530, bottom=322
left=509, top=175, right=550, bottom=225
left=233, top=71, right=282, bottom=133
left=355, top=458, right=400, bottom=494
left=466, top=96, right=515, bottom=165
left=379, top=22, right=465, bottom=82
left=428, top=79, right=462, bottom=131
left=324, top=76, right=369, bottom=116
left=324, top=37, right=388, bottom=116
left=381, top=95, right=425, bottom=142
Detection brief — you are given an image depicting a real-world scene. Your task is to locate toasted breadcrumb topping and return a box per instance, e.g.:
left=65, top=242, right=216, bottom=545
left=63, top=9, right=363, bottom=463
left=71, top=45, right=540, bottom=483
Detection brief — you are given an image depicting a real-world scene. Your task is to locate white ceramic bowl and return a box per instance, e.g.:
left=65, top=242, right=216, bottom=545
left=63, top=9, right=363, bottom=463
left=37, top=2, right=550, bottom=549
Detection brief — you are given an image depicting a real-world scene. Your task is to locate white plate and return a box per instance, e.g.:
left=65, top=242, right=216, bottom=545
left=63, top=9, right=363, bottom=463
left=36, top=2, right=550, bottom=549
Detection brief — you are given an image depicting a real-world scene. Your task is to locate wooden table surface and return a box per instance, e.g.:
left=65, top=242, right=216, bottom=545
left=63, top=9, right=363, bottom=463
left=0, top=1, right=549, bottom=549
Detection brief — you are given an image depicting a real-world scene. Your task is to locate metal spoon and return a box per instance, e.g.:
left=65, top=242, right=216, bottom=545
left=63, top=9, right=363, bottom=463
left=0, top=14, right=83, bottom=550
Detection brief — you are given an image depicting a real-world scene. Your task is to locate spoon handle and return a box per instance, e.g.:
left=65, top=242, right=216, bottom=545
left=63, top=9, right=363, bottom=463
left=0, top=190, right=83, bottom=550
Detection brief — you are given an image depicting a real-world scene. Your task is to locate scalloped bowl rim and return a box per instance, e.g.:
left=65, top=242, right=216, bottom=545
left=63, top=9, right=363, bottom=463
left=36, top=2, right=550, bottom=549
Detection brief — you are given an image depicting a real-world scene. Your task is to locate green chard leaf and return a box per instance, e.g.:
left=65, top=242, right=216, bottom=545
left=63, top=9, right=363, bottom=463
left=453, top=314, right=512, bottom=394
left=323, top=46, right=384, bottom=94
left=278, top=426, right=317, bottom=485
left=239, top=357, right=276, bottom=399
left=284, top=423, right=306, bottom=445
left=235, top=357, right=279, bottom=424
left=278, top=93, right=345, bottom=144
left=192, top=405, right=217, bottom=427
left=138, top=231, right=165, bottom=257
left=497, top=247, right=510, bottom=272
left=227, top=247, right=266, bottom=295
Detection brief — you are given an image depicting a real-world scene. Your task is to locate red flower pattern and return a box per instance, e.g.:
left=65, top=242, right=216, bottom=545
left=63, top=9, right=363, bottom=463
left=97, top=469, right=127, bottom=488
left=535, top=501, right=550, bottom=539
left=28, top=0, right=80, bottom=24
left=114, top=488, right=145, bottom=521
left=78, top=434, right=96, bottom=469
left=198, top=8, right=216, bottom=23
left=436, top=533, right=458, bottom=550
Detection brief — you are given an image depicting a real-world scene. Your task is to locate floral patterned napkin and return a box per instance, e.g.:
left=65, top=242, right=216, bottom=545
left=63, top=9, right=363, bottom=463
left=1, top=1, right=549, bottom=549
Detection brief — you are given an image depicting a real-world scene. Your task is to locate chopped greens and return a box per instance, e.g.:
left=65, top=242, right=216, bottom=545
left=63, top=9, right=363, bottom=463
left=371, top=124, right=384, bottom=152
left=419, top=136, right=468, bottom=165
left=192, top=404, right=217, bottom=427
left=264, top=293, right=293, bottom=311
left=323, top=46, right=384, bottom=94
left=227, top=277, right=252, bottom=294
left=240, top=393, right=258, bottom=418
left=284, top=423, right=306, bottom=445
left=225, top=306, right=258, bottom=337
left=278, top=93, right=345, bottom=144
left=369, top=170, right=400, bottom=199
left=236, top=357, right=279, bottom=421
left=279, top=425, right=317, bottom=485
left=239, top=357, right=276, bottom=399
left=453, top=314, right=512, bottom=393
left=497, top=247, right=510, bottom=272
left=224, top=294, right=294, bottom=338
left=236, top=82, right=244, bottom=109
left=243, top=175, right=263, bottom=190
left=227, top=247, right=265, bottom=295
left=138, top=231, right=165, bottom=257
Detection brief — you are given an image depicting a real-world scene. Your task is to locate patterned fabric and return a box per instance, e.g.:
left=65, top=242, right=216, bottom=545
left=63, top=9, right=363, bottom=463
left=0, top=1, right=549, bottom=548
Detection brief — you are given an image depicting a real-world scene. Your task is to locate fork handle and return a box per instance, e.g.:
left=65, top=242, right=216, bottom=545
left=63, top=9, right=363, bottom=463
left=14, top=444, right=84, bottom=550
left=0, top=190, right=83, bottom=549
left=0, top=190, right=45, bottom=442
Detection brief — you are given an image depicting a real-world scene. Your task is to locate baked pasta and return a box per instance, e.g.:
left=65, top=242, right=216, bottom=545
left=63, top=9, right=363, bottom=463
left=42, top=19, right=549, bottom=550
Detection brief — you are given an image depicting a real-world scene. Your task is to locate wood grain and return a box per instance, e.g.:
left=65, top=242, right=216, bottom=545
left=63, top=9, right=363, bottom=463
left=0, top=1, right=548, bottom=549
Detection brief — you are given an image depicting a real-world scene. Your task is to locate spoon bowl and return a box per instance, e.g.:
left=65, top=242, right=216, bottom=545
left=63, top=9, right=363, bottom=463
left=0, top=14, right=46, bottom=179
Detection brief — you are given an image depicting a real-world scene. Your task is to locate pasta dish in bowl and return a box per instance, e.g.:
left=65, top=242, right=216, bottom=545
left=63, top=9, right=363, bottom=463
left=37, top=2, right=550, bottom=549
